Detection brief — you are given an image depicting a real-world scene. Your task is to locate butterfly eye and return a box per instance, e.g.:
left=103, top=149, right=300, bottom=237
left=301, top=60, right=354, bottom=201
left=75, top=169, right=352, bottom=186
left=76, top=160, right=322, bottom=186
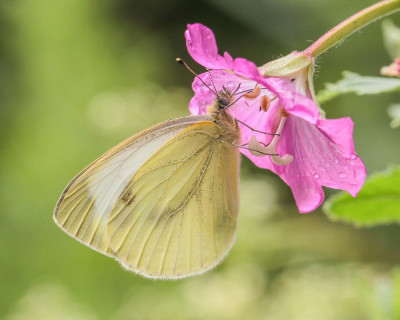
left=217, top=97, right=230, bottom=109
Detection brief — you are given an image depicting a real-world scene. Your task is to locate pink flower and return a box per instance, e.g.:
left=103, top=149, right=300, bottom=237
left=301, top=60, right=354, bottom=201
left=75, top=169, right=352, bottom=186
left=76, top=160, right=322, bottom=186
left=185, top=23, right=366, bottom=213
left=381, top=57, right=400, bottom=77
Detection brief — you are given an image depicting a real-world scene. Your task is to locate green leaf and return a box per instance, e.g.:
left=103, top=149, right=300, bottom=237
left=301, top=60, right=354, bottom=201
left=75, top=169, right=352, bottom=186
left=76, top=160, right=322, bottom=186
left=382, top=19, right=400, bottom=61
left=324, top=167, right=400, bottom=226
left=317, top=72, right=400, bottom=103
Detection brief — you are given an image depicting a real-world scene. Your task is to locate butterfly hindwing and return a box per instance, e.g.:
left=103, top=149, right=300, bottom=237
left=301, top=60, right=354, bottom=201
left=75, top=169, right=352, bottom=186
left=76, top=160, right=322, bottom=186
left=107, top=121, right=240, bottom=278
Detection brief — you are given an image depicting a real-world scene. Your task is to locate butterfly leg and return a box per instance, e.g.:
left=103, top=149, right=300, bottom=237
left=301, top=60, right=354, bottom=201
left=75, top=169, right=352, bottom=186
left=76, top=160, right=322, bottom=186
left=231, top=143, right=278, bottom=156
left=235, top=119, right=279, bottom=136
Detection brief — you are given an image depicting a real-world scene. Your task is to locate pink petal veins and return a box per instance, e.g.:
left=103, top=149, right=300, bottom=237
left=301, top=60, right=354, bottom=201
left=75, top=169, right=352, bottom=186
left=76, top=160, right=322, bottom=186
left=317, top=118, right=355, bottom=157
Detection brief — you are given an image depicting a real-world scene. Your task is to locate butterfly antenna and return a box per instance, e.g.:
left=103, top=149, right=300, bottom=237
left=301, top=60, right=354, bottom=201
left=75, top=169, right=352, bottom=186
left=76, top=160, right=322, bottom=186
left=207, top=69, right=218, bottom=93
left=176, top=58, right=218, bottom=96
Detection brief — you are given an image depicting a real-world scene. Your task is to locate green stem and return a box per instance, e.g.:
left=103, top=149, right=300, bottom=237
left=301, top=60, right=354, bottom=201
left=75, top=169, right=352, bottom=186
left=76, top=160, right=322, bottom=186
left=304, top=0, right=400, bottom=58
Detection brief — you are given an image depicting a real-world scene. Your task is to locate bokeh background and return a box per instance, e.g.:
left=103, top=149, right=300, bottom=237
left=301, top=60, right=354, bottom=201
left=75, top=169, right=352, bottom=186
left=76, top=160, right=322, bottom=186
left=1, top=0, right=400, bottom=319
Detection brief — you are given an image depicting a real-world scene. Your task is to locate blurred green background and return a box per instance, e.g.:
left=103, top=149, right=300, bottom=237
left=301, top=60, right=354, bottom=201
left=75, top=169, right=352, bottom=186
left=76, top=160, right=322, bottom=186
left=1, top=0, right=400, bottom=319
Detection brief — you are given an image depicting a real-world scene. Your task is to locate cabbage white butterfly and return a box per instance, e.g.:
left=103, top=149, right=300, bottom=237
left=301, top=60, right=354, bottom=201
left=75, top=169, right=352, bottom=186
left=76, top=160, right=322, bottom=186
left=53, top=77, right=253, bottom=279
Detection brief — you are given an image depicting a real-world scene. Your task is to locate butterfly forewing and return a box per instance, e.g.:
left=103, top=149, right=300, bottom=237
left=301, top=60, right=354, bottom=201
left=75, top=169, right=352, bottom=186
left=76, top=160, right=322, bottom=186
left=107, top=121, right=240, bottom=278
left=54, top=115, right=211, bottom=255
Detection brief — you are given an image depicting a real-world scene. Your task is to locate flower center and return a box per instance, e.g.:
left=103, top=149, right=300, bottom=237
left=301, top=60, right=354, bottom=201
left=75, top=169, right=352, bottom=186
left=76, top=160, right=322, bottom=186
left=238, top=83, right=293, bottom=165
left=248, top=106, right=293, bottom=165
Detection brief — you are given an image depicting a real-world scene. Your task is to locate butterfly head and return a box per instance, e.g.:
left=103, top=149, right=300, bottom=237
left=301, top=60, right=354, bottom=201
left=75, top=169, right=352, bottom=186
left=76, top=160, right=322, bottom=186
left=216, top=86, right=233, bottom=110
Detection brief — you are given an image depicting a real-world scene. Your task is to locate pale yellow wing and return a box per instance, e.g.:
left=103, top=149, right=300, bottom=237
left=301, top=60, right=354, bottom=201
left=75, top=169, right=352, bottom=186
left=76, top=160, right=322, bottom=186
left=53, top=115, right=210, bottom=256
left=107, top=121, right=240, bottom=279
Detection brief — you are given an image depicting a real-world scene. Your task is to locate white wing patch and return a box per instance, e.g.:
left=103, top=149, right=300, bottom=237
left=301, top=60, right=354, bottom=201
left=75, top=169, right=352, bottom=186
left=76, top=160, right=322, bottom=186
left=90, top=129, right=180, bottom=223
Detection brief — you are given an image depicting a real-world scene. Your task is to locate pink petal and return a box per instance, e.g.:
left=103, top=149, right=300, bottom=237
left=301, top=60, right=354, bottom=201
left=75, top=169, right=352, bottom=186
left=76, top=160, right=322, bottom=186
left=185, top=24, right=233, bottom=70
left=231, top=98, right=277, bottom=146
left=288, top=171, right=325, bottom=213
left=240, top=116, right=366, bottom=212
left=185, top=24, right=267, bottom=82
left=317, top=118, right=355, bottom=157
left=281, top=117, right=366, bottom=204
left=280, top=91, right=321, bottom=123
left=232, top=58, right=260, bottom=79
left=189, top=72, right=216, bottom=115
left=224, top=52, right=234, bottom=66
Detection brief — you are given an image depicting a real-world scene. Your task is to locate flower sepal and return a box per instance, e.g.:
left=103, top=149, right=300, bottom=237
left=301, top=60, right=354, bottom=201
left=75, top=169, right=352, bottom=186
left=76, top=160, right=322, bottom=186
left=259, top=51, right=312, bottom=77
left=260, top=51, right=324, bottom=118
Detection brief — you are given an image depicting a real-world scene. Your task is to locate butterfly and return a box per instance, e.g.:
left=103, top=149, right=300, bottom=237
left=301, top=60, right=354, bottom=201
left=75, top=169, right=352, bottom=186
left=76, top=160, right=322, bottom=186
left=53, top=79, right=260, bottom=279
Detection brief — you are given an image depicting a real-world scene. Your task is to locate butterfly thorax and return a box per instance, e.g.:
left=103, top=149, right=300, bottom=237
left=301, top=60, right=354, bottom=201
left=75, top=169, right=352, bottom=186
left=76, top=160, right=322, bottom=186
left=206, top=89, right=241, bottom=145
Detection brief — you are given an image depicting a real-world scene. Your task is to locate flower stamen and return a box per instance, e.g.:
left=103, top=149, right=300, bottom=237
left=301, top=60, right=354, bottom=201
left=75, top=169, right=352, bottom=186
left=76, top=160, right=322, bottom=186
left=280, top=107, right=289, bottom=117
left=260, top=95, right=270, bottom=112
left=243, top=85, right=261, bottom=99
left=248, top=116, right=293, bottom=165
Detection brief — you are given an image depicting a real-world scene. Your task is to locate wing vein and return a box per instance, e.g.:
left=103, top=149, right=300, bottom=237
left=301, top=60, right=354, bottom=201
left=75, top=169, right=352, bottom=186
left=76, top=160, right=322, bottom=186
left=120, top=140, right=213, bottom=267
left=126, top=185, right=166, bottom=265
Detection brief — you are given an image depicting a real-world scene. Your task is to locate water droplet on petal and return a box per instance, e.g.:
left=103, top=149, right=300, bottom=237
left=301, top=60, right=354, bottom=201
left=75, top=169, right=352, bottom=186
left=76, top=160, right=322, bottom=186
left=313, top=173, right=320, bottom=179
left=350, top=154, right=358, bottom=160
left=334, top=159, right=339, bottom=164
left=339, top=172, right=348, bottom=179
